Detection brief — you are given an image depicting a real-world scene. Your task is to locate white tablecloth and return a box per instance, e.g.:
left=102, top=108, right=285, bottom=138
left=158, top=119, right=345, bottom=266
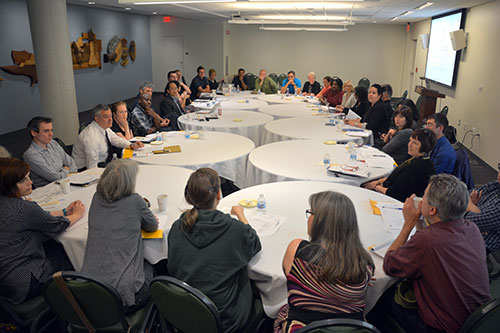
left=219, top=181, right=401, bottom=318
left=257, top=94, right=317, bottom=105
left=130, top=131, right=255, bottom=187
left=178, top=110, right=273, bottom=146
left=258, top=103, right=330, bottom=119
left=218, top=99, right=268, bottom=110
left=28, top=165, right=194, bottom=270
left=263, top=117, right=371, bottom=145
left=245, top=140, right=395, bottom=187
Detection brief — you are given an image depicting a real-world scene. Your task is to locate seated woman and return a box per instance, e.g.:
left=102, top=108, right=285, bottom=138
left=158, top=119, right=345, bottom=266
left=274, top=191, right=374, bottom=332
left=317, top=76, right=332, bottom=98
left=337, top=85, right=370, bottom=119
left=207, top=68, right=223, bottom=91
left=345, top=84, right=390, bottom=146
left=159, top=81, right=185, bottom=131
left=81, top=159, right=158, bottom=313
left=0, top=158, right=85, bottom=305
left=381, top=106, right=414, bottom=165
left=111, top=101, right=134, bottom=140
left=341, top=80, right=357, bottom=109
left=319, top=77, right=344, bottom=107
left=168, top=168, right=261, bottom=333
left=363, top=129, right=436, bottom=202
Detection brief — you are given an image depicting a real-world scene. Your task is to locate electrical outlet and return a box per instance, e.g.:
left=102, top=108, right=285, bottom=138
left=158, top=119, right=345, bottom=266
left=457, top=120, right=461, bottom=127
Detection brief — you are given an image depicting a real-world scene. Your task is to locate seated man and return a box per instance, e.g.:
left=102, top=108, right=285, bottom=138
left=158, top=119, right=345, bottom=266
left=159, top=81, right=185, bottom=131
left=132, top=81, right=154, bottom=109
left=23, top=117, right=77, bottom=187
left=255, top=69, right=278, bottom=94
left=72, top=104, right=143, bottom=170
left=130, top=93, right=170, bottom=136
left=379, top=174, right=490, bottom=332
left=167, top=70, right=190, bottom=108
left=302, top=72, right=321, bottom=96
left=465, top=163, right=500, bottom=253
left=280, top=70, right=302, bottom=95
left=426, top=113, right=456, bottom=174
left=189, top=66, right=210, bottom=99
left=382, top=83, right=394, bottom=120
left=231, top=68, right=248, bottom=91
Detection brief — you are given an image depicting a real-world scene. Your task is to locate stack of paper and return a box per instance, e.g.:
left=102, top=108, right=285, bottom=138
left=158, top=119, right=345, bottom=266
left=247, top=212, right=286, bottom=237
left=376, top=202, right=404, bottom=231
left=327, top=164, right=370, bottom=178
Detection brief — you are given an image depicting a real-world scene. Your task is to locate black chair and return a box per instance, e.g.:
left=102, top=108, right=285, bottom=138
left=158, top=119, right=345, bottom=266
left=150, top=276, right=264, bottom=333
left=245, top=73, right=256, bottom=90
left=278, top=74, right=287, bottom=86
left=269, top=73, right=279, bottom=84
left=295, top=318, right=382, bottom=333
left=401, top=90, right=408, bottom=99
left=460, top=298, right=500, bottom=333
left=0, top=293, right=55, bottom=333
left=440, top=105, right=449, bottom=116
left=358, top=77, right=370, bottom=89
left=53, top=137, right=73, bottom=156
left=42, top=271, right=156, bottom=333
left=415, top=95, right=422, bottom=112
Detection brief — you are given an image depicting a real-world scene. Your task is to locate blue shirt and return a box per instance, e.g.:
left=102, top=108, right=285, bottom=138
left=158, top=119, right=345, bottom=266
left=281, top=78, right=302, bottom=94
left=189, top=76, right=209, bottom=99
left=430, top=136, right=456, bottom=174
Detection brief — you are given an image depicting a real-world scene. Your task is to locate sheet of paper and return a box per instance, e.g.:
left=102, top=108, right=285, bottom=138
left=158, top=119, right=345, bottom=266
left=377, top=202, right=404, bottom=231
left=28, top=183, right=65, bottom=207
left=247, top=212, right=286, bottom=237
left=346, top=131, right=370, bottom=137
left=346, top=110, right=361, bottom=120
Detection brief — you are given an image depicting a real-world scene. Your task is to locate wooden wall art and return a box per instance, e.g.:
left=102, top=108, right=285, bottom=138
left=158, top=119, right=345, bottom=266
left=104, top=36, right=136, bottom=66
left=71, top=29, right=102, bottom=70
left=0, top=50, right=38, bottom=86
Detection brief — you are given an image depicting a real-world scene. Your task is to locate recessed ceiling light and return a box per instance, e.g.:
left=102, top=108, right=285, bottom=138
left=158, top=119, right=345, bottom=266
left=88, top=1, right=95, bottom=4
left=152, top=11, right=157, bottom=14
left=125, top=7, right=132, bottom=10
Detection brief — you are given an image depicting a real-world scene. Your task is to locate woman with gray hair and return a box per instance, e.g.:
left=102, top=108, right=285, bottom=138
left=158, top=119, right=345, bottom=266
left=81, top=159, right=158, bottom=313
left=274, top=191, right=375, bottom=332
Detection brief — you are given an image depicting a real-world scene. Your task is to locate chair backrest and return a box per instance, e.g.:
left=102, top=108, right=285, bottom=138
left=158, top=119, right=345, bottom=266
left=295, top=318, right=382, bottom=333
left=440, top=105, right=449, bottom=116
left=245, top=73, right=256, bottom=90
left=78, top=121, right=91, bottom=134
left=415, top=95, right=422, bottom=112
left=357, top=77, right=370, bottom=89
left=460, top=298, right=500, bottom=333
left=54, top=137, right=73, bottom=156
left=269, top=73, right=279, bottom=84
left=150, top=276, right=222, bottom=333
left=452, top=148, right=475, bottom=190
left=42, top=271, right=130, bottom=331
left=278, top=74, right=287, bottom=86
left=401, top=90, right=408, bottom=99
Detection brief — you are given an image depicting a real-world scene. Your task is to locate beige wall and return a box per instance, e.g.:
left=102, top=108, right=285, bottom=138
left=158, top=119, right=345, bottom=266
left=150, top=16, right=224, bottom=91
left=402, top=1, right=500, bottom=168
left=224, top=23, right=408, bottom=95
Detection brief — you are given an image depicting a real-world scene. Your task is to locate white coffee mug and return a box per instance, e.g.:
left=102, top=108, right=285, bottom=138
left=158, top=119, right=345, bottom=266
left=157, top=194, right=168, bottom=212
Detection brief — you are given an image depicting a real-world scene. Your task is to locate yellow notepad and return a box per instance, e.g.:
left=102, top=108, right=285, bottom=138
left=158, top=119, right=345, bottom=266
left=122, top=148, right=134, bottom=159
left=141, top=229, right=164, bottom=239
left=369, top=199, right=381, bottom=215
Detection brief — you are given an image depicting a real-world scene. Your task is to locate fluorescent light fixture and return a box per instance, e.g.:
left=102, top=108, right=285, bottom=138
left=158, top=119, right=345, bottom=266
left=256, top=15, right=346, bottom=21
left=416, top=2, right=433, bottom=10
left=259, top=27, right=348, bottom=32
left=125, top=7, right=132, bottom=10
left=152, top=11, right=157, bottom=14
left=390, top=17, right=398, bottom=21
left=232, top=2, right=352, bottom=10
left=250, top=0, right=362, bottom=2
left=228, top=19, right=354, bottom=26
left=88, top=1, right=96, bottom=4
left=400, top=10, right=413, bottom=17
left=133, top=0, right=235, bottom=4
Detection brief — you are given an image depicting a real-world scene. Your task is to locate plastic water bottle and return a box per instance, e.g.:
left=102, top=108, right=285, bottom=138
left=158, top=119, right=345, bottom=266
left=348, top=142, right=357, bottom=161
left=218, top=108, right=222, bottom=116
left=323, top=153, right=330, bottom=165
left=155, top=131, right=160, bottom=141
left=112, top=153, right=117, bottom=161
left=257, top=194, right=266, bottom=213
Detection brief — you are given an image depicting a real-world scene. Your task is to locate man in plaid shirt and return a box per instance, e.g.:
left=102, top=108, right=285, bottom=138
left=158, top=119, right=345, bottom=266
left=465, top=163, right=500, bottom=253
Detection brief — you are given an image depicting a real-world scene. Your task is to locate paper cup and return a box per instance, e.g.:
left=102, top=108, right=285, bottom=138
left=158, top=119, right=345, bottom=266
left=161, top=132, right=168, bottom=141
left=60, top=179, right=70, bottom=194
left=157, top=194, right=168, bottom=212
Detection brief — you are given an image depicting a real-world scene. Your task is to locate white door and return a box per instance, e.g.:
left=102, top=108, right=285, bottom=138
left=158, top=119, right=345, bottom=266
left=161, top=36, right=184, bottom=90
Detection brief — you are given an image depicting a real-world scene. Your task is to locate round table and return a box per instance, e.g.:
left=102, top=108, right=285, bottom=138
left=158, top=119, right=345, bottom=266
left=245, top=140, right=395, bottom=187
left=218, top=181, right=400, bottom=317
left=130, top=131, right=255, bottom=187
left=28, top=165, right=194, bottom=270
left=258, top=103, right=330, bottom=119
left=257, top=94, right=317, bottom=105
left=178, top=110, right=273, bottom=146
left=218, top=99, right=268, bottom=110
left=263, top=117, right=369, bottom=145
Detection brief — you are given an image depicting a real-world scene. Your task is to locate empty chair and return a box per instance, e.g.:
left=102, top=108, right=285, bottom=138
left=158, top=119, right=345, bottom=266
left=358, top=77, right=370, bottom=89
left=460, top=298, right=500, bottom=333
left=278, top=73, right=287, bottom=86
left=440, top=105, right=449, bottom=116
left=269, top=72, right=279, bottom=84
left=150, top=276, right=263, bottom=333
left=295, top=318, right=382, bottom=333
left=42, top=271, right=155, bottom=333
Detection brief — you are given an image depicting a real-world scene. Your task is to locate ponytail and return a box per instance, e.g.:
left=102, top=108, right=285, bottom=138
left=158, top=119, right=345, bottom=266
left=183, top=207, right=199, bottom=233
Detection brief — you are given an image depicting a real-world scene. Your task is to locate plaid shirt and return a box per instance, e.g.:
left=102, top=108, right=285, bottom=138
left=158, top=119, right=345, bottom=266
left=464, top=181, right=500, bottom=252
left=130, top=105, right=154, bottom=136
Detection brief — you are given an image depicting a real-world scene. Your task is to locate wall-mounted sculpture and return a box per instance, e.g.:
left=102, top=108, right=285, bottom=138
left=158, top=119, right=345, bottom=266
left=104, top=36, right=136, bottom=66
left=0, top=50, right=38, bottom=86
left=71, top=29, right=102, bottom=69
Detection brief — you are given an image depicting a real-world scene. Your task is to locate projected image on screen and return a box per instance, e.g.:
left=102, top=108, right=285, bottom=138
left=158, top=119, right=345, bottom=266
left=425, top=11, right=463, bottom=87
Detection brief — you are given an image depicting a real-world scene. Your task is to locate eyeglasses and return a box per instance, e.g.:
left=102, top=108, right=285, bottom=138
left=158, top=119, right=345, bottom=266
left=305, top=209, right=314, bottom=218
